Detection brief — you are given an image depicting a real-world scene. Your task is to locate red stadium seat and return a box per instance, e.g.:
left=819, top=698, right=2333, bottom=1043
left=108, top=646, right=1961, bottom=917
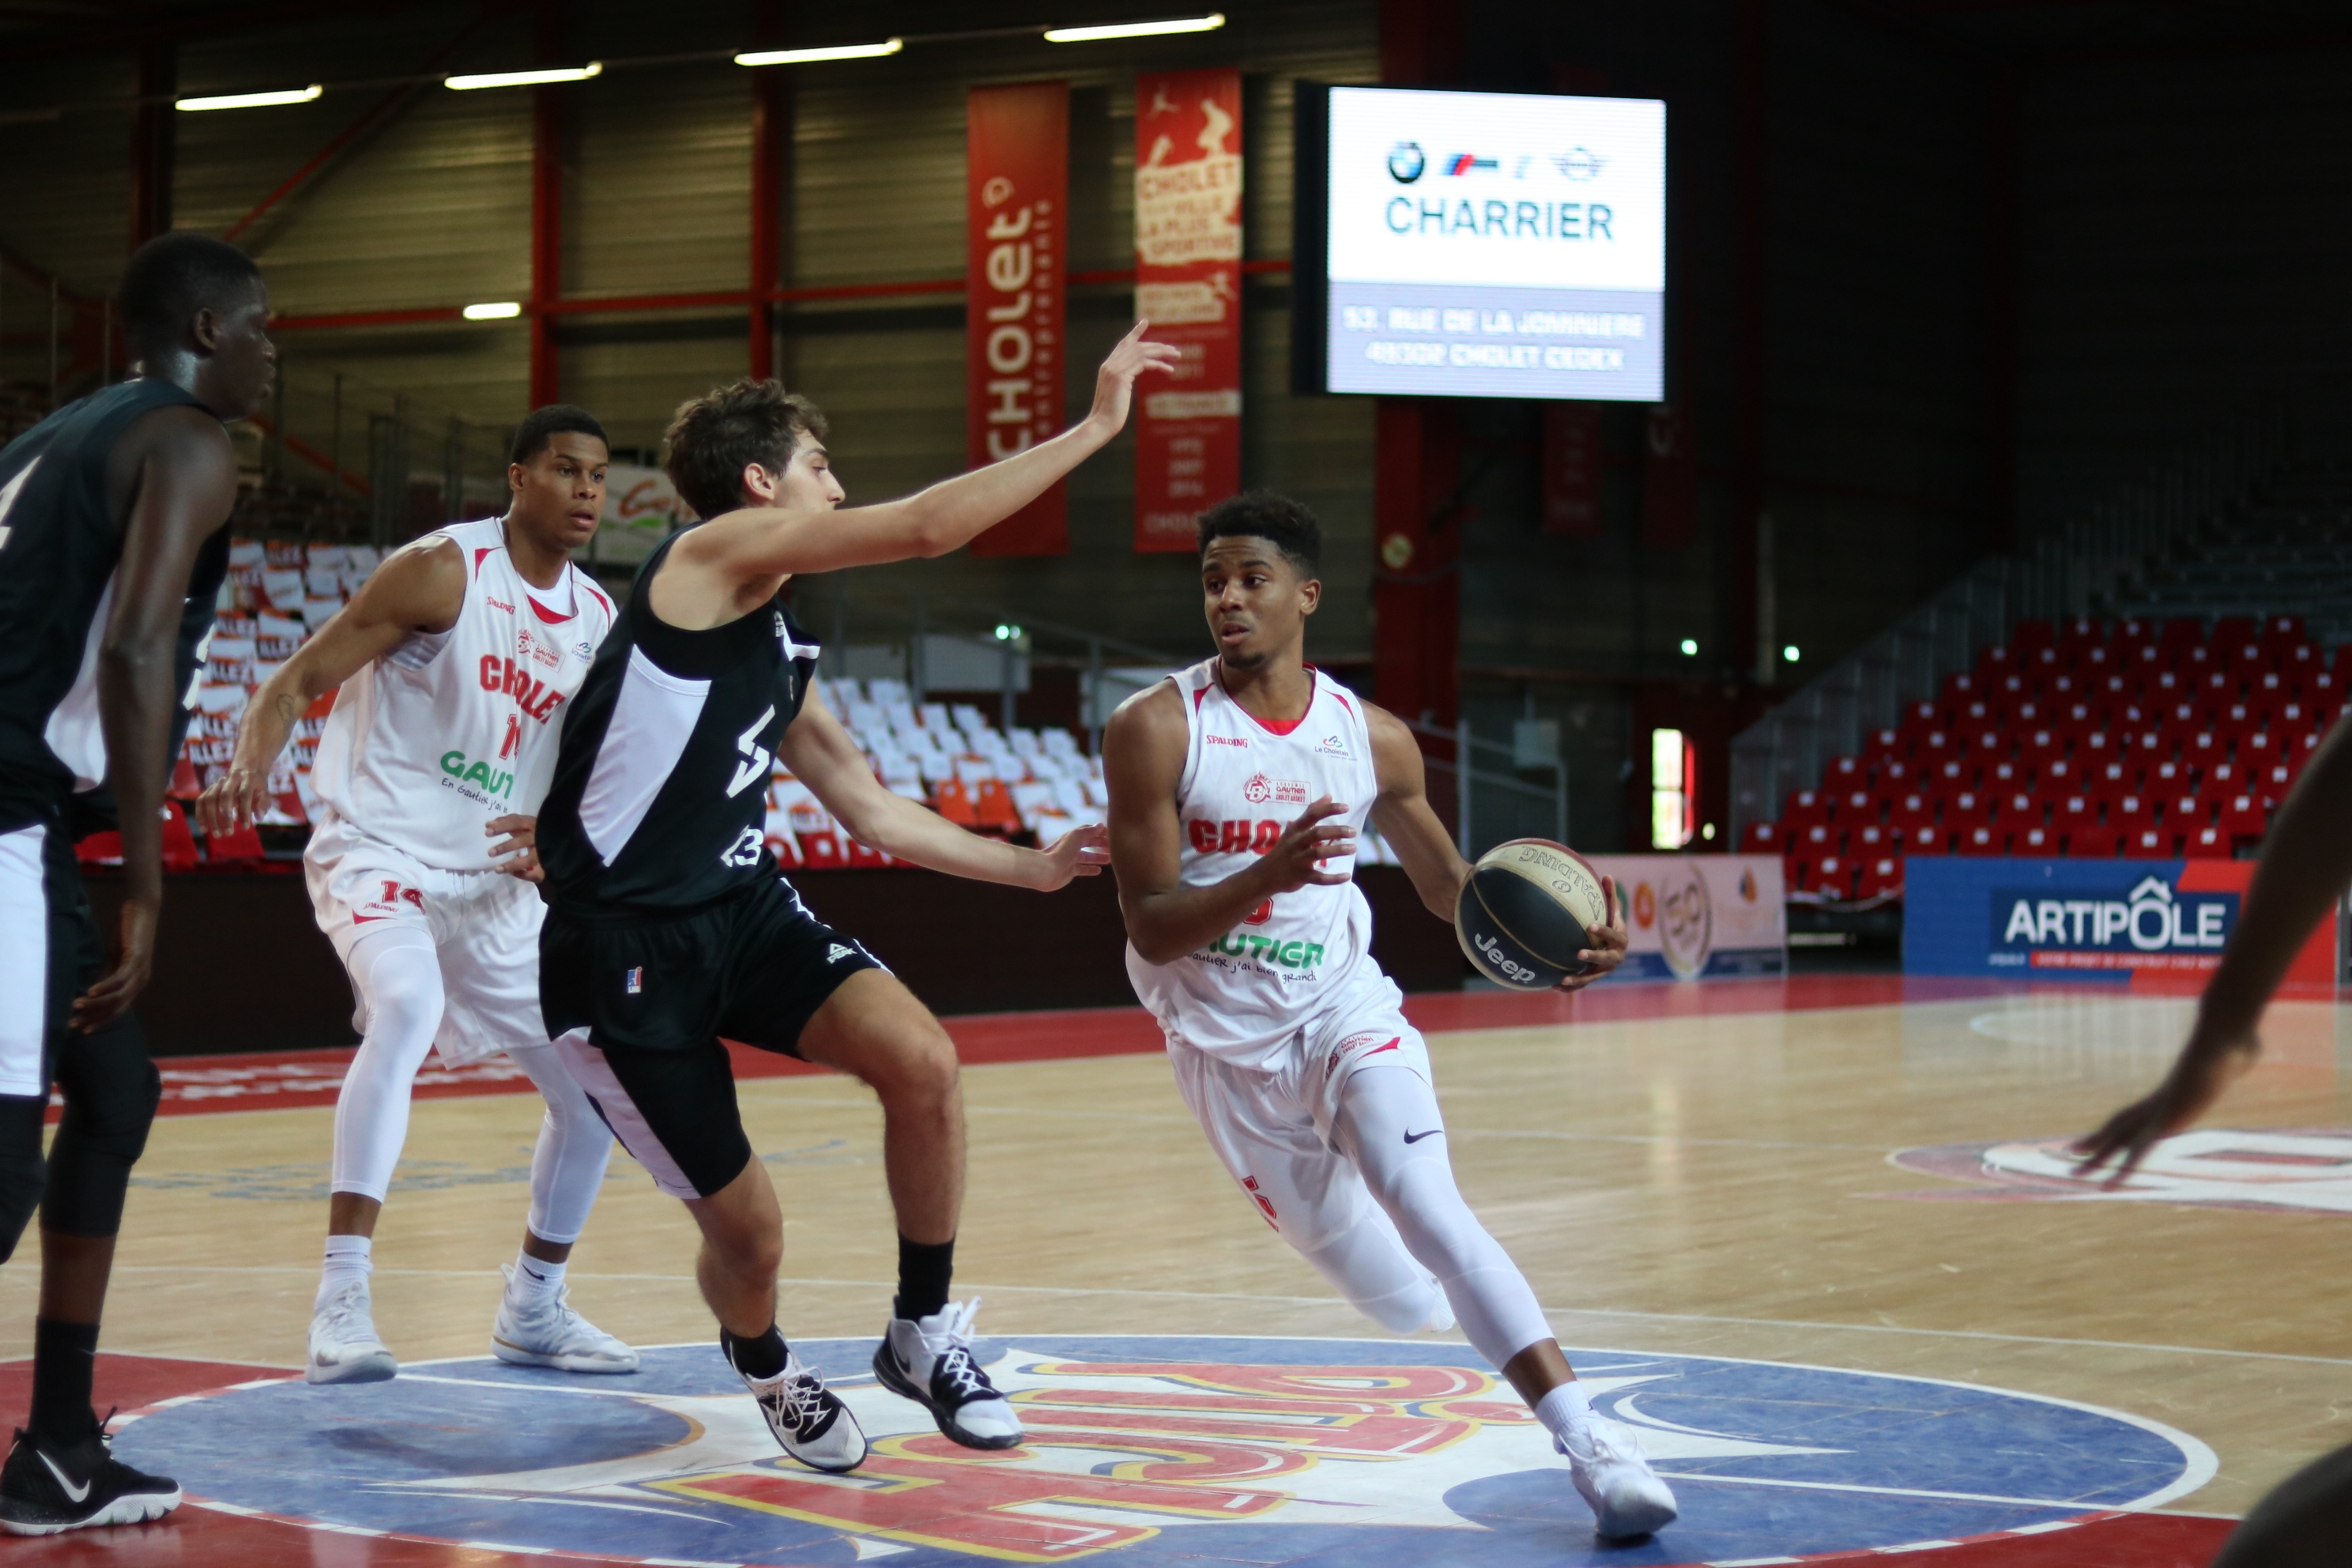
left=2128, top=825, right=2177, bottom=858
left=1801, top=821, right=1840, bottom=857
left=767, top=828, right=803, bottom=868
left=1985, top=758, right=2027, bottom=790
left=2068, top=824, right=2118, bottom=858
left=1781, top=854, right=1808, bottom=892
left=2184, top=824, right=2230, bottom=859
left=933, top=778, right=982, bottom=828
left=1815, top=854, right=1856, bottom=901
left=2013, top=824, right=2056, bottom=856
left=1889, top=792, right=1936, bottom=842
left=1740, top=820, right=1781, bottom=854
left=2212, top=616, right=2258, bottom=649
left=1838, top=788, right=1875, bottom=823
left=1824, top=754, right=1869, bottom=790
left=1861, top=726, right=1907, bottom=769
left=1958, top=824, right=2004, bottom=857
left=1875, top=756, right=1913, bottom=794
left=2218, top=792, right=2267, bottom=850
left=797, top=827, right=849, bottom=868
left=74, top=831, right=122, bottom=866
left=1943, top=790, right=1990, bottom=830
left=1928, top=756, right=1976, bottom=790
left=2041, top=757, right=2078, bottom=795
left=2260, top=761, right=2296, bottom=805
left=1856, top=855, right=1902, bottom=900
left=1905, top=824, right=1950, bottom=855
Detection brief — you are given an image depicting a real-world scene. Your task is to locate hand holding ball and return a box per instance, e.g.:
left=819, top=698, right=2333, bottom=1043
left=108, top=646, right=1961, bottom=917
left=1455, top=839, right=1615, bottom=990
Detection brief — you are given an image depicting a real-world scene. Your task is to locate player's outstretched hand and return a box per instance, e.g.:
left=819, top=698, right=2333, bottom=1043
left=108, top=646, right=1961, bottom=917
left=1557, top=874, right=1628, bottom=993
left=1083, top=321, right=1182, bottom=439
left=2071, top=1012, right=2260, bottom=1187
left=72, top=899, right=157, bottom=1031
left=486, top=813, right=543, bottom=882
left=195, top=758, right=273, bottom=839
left=1263, top=796, right=1355, bottom=894
left=1033, top=820, right=1111, bottom=890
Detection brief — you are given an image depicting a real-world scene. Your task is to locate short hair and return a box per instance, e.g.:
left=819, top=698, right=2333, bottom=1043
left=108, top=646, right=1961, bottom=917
left=1197, top=491, right=1321, bottom=573
left=510, top=404, right=609, bottom=466
left=663, top=379, right=828, bottom=522
left=116, top=232, right=262, bottom=352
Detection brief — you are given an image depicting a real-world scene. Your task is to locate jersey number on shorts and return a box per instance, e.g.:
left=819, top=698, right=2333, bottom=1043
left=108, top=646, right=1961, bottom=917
left=721, top=827, right=763, bottom=868
left=727, top=704, right=777, bottom=798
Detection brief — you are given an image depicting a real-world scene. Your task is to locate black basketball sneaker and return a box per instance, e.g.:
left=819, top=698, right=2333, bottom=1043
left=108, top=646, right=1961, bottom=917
left=873, top=1298, right=1023, bottom=1449
left=0, top=1421, right=182, bottom=1536
left=725, top=1340, right=868, bottom=1472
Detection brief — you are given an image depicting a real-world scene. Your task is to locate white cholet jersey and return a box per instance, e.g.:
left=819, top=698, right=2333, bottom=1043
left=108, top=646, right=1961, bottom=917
left=310, top=516, right=615, bottom=872
left=1125, top=658, right=1381, bottom=1067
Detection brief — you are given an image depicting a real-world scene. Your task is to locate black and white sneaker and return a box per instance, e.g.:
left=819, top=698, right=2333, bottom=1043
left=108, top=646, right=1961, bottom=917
left=0, top=1422, right=182, bottom=1536
left=726, top=1341, right=868, bottom=1473
left=873, top=1298, right=1023, bottom=1450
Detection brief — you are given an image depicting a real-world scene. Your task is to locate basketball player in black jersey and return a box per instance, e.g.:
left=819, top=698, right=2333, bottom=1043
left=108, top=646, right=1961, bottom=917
left=529, top=322, right=1175, bottom=1472
left=0, top=232, right=275, bottom=1534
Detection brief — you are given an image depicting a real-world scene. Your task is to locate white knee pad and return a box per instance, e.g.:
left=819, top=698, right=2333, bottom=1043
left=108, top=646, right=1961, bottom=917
left=1298, top=1203, right=1451, bottom=1334
left=330, top=929, right=447, bottom=1201
left=507, top=1042, right=612, bottom=1246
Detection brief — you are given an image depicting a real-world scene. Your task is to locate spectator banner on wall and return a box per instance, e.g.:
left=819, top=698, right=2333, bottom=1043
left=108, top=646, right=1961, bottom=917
left=1641, top=402, right=1695, bottom=547
left=1902, top=856, right=2335, bottom=989
left=967, top=81, right=1070, bottom=557
left=1133, top=66, right=1244, bottom=552
left=1585, top=854, right=1787, bottom=981
left=1541, top=402, right=1604, bottom=537
left=588, top=463, right=691, bottom=564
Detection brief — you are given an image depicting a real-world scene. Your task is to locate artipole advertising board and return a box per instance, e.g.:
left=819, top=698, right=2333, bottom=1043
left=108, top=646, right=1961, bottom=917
left=1902, top=857, right=2335, bottom=987
left=966, top=81, right=1070, bottom=557
left=1585, top=854, right=1787, bottom=982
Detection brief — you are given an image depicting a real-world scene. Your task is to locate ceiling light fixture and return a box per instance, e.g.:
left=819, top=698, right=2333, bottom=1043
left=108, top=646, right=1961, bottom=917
left=445, top=63, right=603, bottom=91
left=735, top=39, right=903, bottom=66
left=463, top=302, right=522, bottom=320
left=1043, top=13, right=1225, bottom=43
left=175, top=85, right=322, bottom=111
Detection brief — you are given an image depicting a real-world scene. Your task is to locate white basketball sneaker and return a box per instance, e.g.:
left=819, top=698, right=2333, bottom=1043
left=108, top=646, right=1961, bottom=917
left=307, top=1280, right=398, bottom=1385
left=729, top=1344, right=867, bottom=1473
left=1558, top=1418, right=1679, bottom=1540
left=491, top=1265, right=640, bottom=1374
left=873, top=1298, right=1023, bottom=1449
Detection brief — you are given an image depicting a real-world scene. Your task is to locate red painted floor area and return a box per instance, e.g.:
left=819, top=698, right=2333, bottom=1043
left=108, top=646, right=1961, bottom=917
left=115, top=973, right=2140, bottom=1125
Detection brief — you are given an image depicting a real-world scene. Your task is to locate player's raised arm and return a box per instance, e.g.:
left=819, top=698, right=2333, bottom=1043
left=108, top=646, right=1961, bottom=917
left=196, top=538, right=466, bottom=837
left=2075, top=718, right=2352, bottom=1184
left=1105, top=681, right=1355, bottom=966
left=675, top=322, right=1178, bottom=586
left=776, top=691, right=1106, bottom=890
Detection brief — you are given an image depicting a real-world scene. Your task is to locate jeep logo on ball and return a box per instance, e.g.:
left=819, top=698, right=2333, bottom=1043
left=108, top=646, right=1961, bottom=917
left=1474, top=931, right=1540, bottom=986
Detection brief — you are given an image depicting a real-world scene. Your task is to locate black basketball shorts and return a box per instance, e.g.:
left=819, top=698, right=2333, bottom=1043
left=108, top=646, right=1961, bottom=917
left=539, top=875, right=884, bottom=1198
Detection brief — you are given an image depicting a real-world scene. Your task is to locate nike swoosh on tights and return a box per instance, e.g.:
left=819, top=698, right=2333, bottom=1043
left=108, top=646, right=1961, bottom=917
left=38, top=1450, right=91, bottom=1505
left=352, top=914, right=392, bottom=923
left=1403, top=1129, right=1443, bottom=1144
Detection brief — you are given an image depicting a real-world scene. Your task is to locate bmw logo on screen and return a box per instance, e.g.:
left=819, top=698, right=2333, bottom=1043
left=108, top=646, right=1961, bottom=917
left=1386, top=139, right=1426, bottom=183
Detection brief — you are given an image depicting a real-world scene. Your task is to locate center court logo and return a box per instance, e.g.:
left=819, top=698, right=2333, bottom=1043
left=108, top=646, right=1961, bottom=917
left=118, top=1335, right=2212, bottom=1566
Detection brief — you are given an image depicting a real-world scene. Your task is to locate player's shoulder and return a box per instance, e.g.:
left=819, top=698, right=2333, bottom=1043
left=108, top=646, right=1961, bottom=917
left=361, top=532, right=469, bottom=618
left=1102, top=674, right=1189, bottom=757
left=115, top=400, right=235, bottom=473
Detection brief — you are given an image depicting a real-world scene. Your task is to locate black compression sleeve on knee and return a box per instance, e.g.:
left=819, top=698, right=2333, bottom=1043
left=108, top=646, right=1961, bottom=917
left=40, top=1016, right=160, bottom=1239
left=0, top=1095, right=46, bottom=1267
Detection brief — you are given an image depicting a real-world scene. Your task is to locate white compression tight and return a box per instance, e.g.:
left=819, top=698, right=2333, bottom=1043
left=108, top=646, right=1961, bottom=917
left=330, top=924, right=612, bottom=1243
left=1328, top=1065, right=1555, bottom=1373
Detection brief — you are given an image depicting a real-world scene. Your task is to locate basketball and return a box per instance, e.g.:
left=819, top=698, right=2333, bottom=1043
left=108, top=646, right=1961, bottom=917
left=1455, top=838, right=1612, bottom=990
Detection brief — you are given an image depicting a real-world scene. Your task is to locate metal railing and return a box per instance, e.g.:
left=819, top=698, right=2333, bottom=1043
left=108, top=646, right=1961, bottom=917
left=1404, top=716, right=1568, bottom=860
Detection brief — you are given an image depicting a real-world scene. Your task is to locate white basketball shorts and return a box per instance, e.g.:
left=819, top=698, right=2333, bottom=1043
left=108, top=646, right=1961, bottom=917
left=303, top=808, right=547, bottom=1066
left=1165, top=966, right=1434, bottom=1253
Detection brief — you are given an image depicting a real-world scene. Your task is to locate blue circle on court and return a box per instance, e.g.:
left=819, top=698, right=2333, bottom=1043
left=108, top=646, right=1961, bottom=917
left=117, top=1335, right=2211, bottom=1567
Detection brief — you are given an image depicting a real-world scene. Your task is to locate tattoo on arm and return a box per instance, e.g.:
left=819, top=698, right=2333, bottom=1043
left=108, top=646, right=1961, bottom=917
left=272, top=692, right=299, bottom=726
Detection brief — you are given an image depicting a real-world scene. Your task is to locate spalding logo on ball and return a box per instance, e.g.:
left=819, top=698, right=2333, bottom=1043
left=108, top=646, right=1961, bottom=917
left=1455, top=838, right=1611, bottom=989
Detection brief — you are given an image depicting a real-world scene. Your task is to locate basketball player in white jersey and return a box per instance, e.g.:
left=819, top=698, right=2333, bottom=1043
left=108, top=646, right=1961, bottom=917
left=199, top=406, right=634, bottom=1384
left=1102, top=492, right=1678, bottom=1542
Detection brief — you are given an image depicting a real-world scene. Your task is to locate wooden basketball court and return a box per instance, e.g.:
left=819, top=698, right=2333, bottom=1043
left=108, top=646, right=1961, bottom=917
left=5, top=974, right=2335, bottom=1566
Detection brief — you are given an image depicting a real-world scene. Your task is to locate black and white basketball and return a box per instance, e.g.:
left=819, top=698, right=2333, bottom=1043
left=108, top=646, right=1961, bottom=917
left=1455, top=839, right=1611, bottom=991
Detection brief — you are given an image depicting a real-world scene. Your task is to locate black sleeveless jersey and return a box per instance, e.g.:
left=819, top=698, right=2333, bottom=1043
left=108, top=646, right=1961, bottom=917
left=537, top=533, right=821, bottom=919
left=0, top=378, right=219, bottom=835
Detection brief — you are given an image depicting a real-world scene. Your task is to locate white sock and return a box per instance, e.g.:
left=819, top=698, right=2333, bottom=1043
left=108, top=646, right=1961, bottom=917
left=1536, top=1381, right=1596, bottom=1453
left=318, top=1234, right=372, bottom=1312
left=510, top=1250, right=566, bottom=1303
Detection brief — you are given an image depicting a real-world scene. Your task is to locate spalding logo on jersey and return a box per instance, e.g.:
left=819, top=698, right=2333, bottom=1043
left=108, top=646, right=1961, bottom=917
left=118, top=1335, right=2213, bottom=1567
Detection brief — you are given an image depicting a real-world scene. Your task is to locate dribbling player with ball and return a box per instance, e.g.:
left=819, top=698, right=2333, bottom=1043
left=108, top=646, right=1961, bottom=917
left=1102, top=491, right=1679, bottom=1542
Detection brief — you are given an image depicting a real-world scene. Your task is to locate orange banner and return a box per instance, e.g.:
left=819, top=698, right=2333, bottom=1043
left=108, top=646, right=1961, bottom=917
left=1133, top=66, right=1243, bottom=552
left=967, top=81, right=1069, bottom=557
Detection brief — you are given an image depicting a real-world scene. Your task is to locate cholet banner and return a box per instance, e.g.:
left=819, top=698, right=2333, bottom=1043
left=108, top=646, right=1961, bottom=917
left=1584, top=854, right=1788, bottom=982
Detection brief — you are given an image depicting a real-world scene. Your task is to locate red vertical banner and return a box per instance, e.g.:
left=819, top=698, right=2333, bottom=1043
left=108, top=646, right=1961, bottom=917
left=967, top=82, right=1069, bottom=557
left=1541, top=402, right=1604, bottom=537
left=1642, top=402, right=1698, bottom=548
left=1132, top=66, right=1243, bottom=552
